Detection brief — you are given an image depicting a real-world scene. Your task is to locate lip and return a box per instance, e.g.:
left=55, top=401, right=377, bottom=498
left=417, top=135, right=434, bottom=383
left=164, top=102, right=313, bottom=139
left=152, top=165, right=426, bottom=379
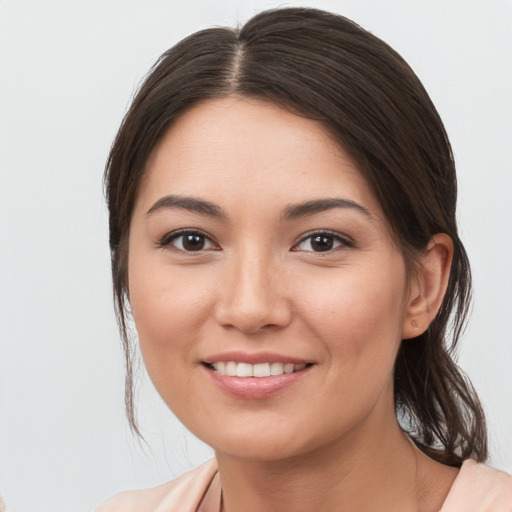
left=201, top=352, right=313, bottom=400
left=203, top=351, right=309, bottom=365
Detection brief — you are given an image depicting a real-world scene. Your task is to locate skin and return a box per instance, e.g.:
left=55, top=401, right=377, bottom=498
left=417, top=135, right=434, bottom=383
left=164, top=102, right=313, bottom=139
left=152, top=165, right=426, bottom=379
left=128, top=97, right=457, bottom=511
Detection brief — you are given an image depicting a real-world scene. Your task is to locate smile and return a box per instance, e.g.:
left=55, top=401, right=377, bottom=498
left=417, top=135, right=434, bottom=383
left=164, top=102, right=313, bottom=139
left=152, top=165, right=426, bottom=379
left=201, top=356, right=313, bottom=399
left=208, top=361, right=307, bottom=377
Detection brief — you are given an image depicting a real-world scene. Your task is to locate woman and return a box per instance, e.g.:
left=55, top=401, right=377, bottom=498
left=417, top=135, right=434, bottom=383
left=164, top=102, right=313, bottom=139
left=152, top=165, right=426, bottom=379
left=97, top=7, right=512, bottom=511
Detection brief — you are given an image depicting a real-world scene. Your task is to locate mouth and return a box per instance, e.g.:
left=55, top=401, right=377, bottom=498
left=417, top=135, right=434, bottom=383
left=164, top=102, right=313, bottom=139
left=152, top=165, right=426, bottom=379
left=203, top=361, right=311, bottom=377
left=201, top=355, right=314, bottom=399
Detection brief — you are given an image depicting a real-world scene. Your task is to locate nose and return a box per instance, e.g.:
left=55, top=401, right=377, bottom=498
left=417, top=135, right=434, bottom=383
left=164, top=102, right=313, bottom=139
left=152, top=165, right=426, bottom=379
left=214, top=252, right=292, bottom=334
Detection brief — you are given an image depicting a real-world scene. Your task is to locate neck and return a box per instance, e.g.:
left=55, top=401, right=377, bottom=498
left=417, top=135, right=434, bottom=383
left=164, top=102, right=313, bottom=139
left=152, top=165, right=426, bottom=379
left=215, top=414, right=457, bottom=512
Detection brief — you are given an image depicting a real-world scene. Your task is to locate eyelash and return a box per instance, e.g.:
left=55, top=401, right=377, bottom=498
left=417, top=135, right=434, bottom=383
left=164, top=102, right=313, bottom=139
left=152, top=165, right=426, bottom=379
left=158, top=229, right=218, bottom=252
left=293, top=230, right=354, bottom=253
left=157, top=229, right=353, bottom=253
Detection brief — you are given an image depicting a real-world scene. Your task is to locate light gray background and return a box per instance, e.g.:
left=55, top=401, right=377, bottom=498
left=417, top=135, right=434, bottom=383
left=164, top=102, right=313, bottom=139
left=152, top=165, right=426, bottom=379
left=1, top=1, right=511, bottom=511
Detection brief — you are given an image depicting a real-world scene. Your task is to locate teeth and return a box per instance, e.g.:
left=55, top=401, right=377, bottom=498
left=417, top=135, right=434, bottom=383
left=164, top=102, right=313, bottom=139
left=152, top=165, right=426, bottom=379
left=226, top=361, right=237, bottom=376
left=236, top=363, right=253, bottom=377
left=253, top=363, right=270, bottom=377
left=211, top=361, right=307, bottom=377
left=270, top=362, right=284, bottom=375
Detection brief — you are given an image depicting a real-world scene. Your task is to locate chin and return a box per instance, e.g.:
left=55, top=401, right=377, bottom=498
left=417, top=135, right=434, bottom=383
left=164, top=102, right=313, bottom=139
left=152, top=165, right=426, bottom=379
left=188, top=421, right=309, bottom=462
left=215, top=438, right=308, bottom=462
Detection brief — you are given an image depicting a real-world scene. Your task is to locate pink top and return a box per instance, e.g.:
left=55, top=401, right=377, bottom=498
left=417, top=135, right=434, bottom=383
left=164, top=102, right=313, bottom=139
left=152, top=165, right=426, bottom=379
left=95, top=458, right=512, bottom=512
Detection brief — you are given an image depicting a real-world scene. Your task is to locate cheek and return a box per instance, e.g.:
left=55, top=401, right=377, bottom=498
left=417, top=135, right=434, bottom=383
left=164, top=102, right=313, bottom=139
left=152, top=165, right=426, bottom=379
left=297, top=261, right=408, bottom=369
left=128, top=257, right=217, bottom=372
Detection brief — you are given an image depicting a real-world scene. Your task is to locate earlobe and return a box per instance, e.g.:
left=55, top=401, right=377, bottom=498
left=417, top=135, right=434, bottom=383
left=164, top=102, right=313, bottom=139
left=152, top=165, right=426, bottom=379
left=402, top=234, right=454, bottom=339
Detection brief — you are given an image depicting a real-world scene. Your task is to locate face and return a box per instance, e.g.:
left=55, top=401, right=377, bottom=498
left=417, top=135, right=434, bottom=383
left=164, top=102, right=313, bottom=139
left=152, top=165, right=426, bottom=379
left=128, top=97, right=412, bottom=461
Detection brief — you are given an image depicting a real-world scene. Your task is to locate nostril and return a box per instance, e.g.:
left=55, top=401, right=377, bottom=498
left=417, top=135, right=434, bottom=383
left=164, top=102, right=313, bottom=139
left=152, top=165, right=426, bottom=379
left=214, top=261, right=292, bottom=332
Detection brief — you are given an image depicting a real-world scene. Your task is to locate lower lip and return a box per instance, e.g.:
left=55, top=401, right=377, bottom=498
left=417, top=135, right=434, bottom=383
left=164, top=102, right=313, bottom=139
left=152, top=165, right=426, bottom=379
left=203, top=365, right=312, bottom=400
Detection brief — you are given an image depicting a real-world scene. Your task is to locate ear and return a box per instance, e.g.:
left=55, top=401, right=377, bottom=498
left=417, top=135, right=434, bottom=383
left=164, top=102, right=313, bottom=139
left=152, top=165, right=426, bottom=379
left=402, top=233, right=454, bottom=339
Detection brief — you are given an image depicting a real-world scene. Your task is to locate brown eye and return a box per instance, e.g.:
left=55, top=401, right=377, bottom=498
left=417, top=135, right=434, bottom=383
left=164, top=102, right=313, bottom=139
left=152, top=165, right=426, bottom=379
left=160, top=230, right=217, bottom=252
left=294, top=231, right=352, bottom=253
left=310, top=235, right=334, bottom=252
left=182, top=233, right=206, bottom=251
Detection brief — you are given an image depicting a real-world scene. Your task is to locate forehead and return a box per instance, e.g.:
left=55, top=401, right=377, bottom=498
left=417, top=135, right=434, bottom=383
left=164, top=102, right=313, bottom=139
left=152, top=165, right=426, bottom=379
left=137, top=97, right=382, bottom=218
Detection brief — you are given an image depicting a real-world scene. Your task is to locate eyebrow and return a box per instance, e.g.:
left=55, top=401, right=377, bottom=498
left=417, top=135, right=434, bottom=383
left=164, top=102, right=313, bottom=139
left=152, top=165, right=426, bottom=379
left=146, top=195, right=373, bottom=221
left=282, top=198, right=373, bottom=221
left=147, top=195, right=226, bottom=218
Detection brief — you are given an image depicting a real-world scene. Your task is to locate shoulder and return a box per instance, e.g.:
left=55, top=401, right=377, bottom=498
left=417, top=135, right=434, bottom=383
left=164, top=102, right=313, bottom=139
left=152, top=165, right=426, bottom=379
left=441, top=459, right=512, bottom=512
left=93, top=459, right=218, bottom=512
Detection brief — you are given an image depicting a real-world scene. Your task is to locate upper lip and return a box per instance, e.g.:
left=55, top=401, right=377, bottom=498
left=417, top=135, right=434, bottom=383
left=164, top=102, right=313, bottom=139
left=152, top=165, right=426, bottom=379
left=202, top=351, right=311, bottom=365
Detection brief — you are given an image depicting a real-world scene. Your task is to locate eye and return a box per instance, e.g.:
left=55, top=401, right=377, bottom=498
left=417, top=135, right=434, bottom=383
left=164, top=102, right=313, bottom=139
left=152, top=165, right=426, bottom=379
left=159, top=229, right=218, bottom=252
left=293, top=231, right=352, bottom=253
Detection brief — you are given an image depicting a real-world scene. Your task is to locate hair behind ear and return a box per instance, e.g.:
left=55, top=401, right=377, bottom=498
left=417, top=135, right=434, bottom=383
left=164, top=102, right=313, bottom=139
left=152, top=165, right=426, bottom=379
left=395, top=331, right=487, bottom=466
left=395, top=237, right=487, bottom=466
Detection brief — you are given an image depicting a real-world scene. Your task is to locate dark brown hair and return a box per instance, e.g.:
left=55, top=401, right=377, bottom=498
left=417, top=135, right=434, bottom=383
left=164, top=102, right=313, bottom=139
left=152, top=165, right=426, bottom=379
left=105, top=7, right=487, bottom=466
